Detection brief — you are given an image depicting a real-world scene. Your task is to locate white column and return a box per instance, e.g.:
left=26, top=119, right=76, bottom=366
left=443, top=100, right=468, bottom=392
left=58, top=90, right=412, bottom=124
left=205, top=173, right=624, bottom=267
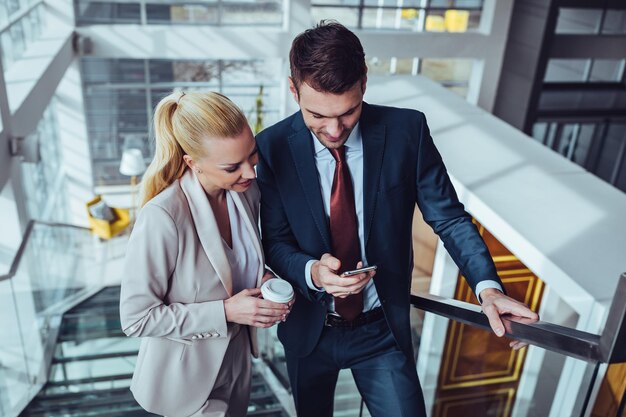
left=476, top=0, right=515, bottom=112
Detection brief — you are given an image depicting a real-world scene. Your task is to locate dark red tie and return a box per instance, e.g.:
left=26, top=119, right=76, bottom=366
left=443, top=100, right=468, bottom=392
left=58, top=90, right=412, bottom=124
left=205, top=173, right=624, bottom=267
left=329, top=146, right=362, bottom=321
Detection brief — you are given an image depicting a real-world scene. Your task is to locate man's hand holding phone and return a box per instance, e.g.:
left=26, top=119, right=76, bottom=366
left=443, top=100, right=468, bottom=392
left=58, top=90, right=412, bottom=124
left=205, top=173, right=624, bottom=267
left=311, top=254, right=376, bottom=298
left=341, top=265, right=377, bottom=277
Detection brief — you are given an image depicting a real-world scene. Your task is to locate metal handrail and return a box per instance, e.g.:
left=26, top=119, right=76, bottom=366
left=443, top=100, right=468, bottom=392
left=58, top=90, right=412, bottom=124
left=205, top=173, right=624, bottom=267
left=6, top=221, right=624, bottom=366
left=0, top=220, right=91, bottom=283
left=599, top=272, right=626, bottom=363
left=411, top=273, right=626, bottom=364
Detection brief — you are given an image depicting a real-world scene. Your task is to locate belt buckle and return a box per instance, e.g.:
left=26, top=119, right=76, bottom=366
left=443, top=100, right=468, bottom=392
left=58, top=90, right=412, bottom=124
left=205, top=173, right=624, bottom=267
left=325, top=312, right=342, bottom=327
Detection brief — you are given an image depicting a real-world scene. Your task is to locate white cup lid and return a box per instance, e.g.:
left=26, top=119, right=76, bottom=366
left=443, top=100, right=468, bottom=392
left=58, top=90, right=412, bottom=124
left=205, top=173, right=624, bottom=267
left=261, top=279, right=294, bottom=303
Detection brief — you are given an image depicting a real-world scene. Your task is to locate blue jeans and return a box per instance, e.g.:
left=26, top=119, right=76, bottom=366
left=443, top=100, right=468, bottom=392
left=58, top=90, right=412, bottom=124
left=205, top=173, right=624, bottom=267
left=285, top=316, right=427, bottom=417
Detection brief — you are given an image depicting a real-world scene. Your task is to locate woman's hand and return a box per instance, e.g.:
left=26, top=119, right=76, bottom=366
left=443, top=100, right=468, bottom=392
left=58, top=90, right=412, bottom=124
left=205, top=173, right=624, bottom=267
left=261, top=270, right=275, bottom=285
left=260, top=271, right=295, bottom=319
left=224, top=288, right=290, bottom=328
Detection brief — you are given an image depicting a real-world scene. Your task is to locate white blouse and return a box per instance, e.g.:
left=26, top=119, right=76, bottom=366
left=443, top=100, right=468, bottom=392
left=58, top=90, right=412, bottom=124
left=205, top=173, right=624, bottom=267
left=222, top=191, right=260, bottom=294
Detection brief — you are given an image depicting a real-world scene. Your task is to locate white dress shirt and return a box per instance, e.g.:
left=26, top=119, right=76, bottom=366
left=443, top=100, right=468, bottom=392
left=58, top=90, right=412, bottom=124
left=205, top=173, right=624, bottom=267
left=303, top=124, right=502, bottom=311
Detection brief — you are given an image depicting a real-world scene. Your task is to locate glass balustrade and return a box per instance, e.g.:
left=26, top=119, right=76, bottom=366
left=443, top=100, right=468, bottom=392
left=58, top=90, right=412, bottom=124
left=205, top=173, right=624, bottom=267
left=0, top=221, right=124, bottom=417
left=2, top=221, right=625, bottom=417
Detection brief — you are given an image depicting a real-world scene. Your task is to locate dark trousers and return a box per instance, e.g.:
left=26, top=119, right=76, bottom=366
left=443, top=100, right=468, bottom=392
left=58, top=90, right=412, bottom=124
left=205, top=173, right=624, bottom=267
left=285, top=316, right=427, bottom=417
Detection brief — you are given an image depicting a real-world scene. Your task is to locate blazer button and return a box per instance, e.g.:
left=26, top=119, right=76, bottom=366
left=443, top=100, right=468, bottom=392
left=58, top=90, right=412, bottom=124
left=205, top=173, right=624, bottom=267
left=203, top=333, right=212, bottom=338
left=191, top=335, right=198, bottom=340
left=212, top=332, right=220, bottom=337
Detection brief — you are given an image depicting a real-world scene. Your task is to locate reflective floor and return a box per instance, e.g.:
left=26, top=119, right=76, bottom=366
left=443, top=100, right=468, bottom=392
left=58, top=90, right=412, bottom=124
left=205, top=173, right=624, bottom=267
left=20, top=286, right=289, bottom=417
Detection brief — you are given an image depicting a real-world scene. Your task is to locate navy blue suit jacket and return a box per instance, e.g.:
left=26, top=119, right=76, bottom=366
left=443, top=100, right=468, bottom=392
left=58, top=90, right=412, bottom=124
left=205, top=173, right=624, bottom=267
left=256, top=102, right=502, bottom=360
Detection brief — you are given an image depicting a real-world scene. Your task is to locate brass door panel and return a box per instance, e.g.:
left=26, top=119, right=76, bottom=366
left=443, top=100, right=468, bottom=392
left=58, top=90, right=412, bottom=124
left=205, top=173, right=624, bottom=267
left=434, top=388, right=515, bottom=417
left=591, top=362, right=626, bottom=417
left=433, top=222, right=544, bottom=417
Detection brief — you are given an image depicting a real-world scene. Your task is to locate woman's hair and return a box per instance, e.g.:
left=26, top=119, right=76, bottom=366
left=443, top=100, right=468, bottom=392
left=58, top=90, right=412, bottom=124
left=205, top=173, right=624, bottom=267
left=140, top=91, right=247, bottom=206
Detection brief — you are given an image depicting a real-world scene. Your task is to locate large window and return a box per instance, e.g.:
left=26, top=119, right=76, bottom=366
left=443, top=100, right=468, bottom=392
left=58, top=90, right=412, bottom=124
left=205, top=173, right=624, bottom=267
left=542, top=6, right=626, bottom=194
left=532, top=120, right=626, bottom=193
left=544, top=59, right=625, bottom=83
left=311, top=0, right=483, bottom=31
left=74, top=0, right=283, bottom=26
left=556, top=8, right=626, bottom=35
left=0, top=0, right=46, bottom=72
left=81, top=58, right=283, bottom=186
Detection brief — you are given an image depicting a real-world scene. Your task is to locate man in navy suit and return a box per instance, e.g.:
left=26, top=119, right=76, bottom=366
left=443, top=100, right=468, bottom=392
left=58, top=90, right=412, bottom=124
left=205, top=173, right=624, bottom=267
left=256, top=21, right=537, bottom=417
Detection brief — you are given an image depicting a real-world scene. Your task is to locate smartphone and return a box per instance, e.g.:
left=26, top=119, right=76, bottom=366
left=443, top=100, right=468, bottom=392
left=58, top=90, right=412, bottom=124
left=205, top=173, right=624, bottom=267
left=341, top=265, right=377, bottom=277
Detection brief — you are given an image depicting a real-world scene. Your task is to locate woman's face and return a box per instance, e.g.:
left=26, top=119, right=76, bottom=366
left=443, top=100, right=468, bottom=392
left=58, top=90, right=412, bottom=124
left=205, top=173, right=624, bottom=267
left=185, top=126, right=258, bottom=196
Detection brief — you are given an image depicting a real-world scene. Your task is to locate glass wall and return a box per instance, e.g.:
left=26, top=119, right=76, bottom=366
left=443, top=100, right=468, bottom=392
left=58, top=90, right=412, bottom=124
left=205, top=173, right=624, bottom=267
left=0, top=0, right=47, bottom=72
left=81, top=57, right=283, bottom=186
left=74, top=0, right=284, bottom=26
left=311, top=0, right=484, bottom=32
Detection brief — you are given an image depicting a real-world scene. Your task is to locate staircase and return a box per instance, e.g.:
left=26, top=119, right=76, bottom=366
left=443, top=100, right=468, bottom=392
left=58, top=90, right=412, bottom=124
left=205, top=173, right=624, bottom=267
left=20, top=286, right=289, bottom=417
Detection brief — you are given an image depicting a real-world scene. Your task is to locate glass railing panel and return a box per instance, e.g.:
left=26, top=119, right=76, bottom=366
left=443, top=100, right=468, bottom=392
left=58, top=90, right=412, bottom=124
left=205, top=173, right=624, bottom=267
left=2, top=222, right=123, bottom=417
left=9, top=224, right=99, bottom=387
left=417, top=313, right=599, bottom=417
left=22, top=285, right=291, bottom=417
left=12, top=223, right=98, bottom=313
left=0, top=278, right=33, bottom=416
left=258, top=304, right=605, bottom=417
left=256, top=310, right=426, bottom=417
left=19, top=286, right=145, bottom=417
left=42, top=286, right=136, bottom=395
left=258, top=326, right=288, bottom=384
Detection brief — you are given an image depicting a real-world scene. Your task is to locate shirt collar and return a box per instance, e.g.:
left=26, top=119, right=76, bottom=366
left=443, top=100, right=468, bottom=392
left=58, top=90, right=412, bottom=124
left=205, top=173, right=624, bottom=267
left=311, top=122, right=362, bottom=156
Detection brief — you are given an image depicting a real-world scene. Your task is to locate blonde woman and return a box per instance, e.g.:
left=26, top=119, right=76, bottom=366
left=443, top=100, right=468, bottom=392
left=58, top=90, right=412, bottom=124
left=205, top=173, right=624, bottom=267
left=119, top=91, right=291, bottom=417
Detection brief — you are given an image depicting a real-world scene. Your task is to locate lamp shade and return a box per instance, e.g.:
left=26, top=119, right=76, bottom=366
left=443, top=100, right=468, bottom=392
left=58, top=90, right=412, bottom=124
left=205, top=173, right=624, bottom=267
left=119, top=148, right=147, bottom=176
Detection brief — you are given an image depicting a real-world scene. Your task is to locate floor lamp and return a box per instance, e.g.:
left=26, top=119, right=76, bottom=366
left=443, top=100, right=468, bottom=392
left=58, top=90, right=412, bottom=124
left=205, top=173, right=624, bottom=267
left=119, top=148, right=146, bottom=223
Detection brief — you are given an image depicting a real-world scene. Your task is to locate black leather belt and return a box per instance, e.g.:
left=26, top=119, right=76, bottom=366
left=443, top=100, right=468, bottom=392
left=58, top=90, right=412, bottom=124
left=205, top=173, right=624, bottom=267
left=324, top=307, right=385, bottom=329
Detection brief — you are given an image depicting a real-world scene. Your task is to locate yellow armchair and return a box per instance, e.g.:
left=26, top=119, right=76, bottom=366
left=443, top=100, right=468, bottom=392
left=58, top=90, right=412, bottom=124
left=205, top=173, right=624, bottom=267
left=425, top=15, right=445, bottom=32
left=86, top=196, right=130, bottom=240
left=445, top=9, right=469, bottom=33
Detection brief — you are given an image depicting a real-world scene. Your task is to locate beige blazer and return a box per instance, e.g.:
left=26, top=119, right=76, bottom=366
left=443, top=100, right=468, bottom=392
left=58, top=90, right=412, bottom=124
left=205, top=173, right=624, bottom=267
left=119, top=170, right=264, bottom=417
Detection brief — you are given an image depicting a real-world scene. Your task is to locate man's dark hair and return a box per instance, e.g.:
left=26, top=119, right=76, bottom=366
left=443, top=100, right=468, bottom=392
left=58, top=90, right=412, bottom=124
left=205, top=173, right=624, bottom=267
left=289, top=20, right=367, bottom=94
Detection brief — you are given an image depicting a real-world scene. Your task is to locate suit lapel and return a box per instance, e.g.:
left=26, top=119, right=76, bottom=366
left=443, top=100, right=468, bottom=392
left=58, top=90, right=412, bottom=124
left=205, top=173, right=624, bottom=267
left=229, top=189, right=265, bottom=287
left=288, top=120, right=332, bottom=250
left=180, top=171, right=233, bottom=296
left=361, top=105, right=386, bottom=248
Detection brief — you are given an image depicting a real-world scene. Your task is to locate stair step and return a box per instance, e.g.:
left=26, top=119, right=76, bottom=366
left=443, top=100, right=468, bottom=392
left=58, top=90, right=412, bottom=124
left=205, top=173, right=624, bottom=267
left=46, top=373, right=134, bottom=387
left=52, top=350, right=138, bottom=364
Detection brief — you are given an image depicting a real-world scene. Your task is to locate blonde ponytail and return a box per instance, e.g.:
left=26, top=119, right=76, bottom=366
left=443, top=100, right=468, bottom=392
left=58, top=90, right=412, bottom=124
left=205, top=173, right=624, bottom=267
left=140, top=91, right=247, bottom=206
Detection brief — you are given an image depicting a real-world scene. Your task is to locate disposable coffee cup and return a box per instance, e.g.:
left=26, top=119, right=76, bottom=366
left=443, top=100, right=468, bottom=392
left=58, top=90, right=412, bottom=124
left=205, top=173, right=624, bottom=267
left=261, top=278, right=294, bottom=304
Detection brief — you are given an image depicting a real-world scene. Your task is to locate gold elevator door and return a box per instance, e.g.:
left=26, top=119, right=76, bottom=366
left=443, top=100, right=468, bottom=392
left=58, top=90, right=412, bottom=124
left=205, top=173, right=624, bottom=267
left=432, top=221, right=544, bottom=417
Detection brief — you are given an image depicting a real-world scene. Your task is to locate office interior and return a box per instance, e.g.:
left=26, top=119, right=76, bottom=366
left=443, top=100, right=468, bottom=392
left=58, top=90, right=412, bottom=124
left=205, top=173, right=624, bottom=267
left=0, top=1, right=625, bottom=416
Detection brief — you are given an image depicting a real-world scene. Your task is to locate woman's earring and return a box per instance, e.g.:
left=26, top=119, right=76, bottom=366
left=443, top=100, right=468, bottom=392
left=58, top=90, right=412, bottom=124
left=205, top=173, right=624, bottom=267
left=196, top=169, right=202, bottom=174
